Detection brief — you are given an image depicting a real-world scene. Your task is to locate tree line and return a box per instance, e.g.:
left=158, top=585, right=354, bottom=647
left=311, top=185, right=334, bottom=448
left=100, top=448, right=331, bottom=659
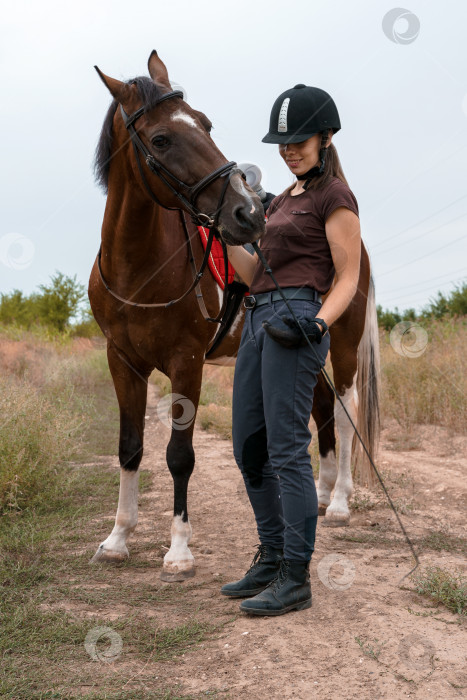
left=0, top=272, right=99, bottom=336
left=377, top=282, right=467, bottom=330
left=1, top=272, right=466, bottom=335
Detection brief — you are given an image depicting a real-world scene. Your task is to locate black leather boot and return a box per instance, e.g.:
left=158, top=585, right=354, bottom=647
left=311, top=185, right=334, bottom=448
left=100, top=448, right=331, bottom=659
left=239, top=559, right=311, bottom=615
left=220, top=544, right=283, bottom=598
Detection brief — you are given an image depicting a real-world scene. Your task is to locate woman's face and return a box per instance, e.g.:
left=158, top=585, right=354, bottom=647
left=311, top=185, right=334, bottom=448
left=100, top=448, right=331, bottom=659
left=279, top=133, right=330, bottom=176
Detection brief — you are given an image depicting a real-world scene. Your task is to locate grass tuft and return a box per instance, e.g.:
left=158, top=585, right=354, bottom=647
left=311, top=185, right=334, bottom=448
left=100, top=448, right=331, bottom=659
left=410, top=566, right=467, bottom=615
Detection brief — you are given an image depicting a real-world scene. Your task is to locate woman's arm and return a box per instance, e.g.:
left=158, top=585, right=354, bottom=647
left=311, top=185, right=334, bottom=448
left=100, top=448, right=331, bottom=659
left=226, top=245, right=259, bottom=287
left=317, top=207, right=361, bottom=332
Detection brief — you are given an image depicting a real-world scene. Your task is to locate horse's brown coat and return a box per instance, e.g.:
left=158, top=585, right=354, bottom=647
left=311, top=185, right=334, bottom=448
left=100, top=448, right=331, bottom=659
left=89, top=52, right=380, bottom=576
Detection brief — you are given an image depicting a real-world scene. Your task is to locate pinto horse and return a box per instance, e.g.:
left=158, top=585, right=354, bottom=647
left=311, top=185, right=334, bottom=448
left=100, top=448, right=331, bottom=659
left=89, top=51, right=380, bottom=581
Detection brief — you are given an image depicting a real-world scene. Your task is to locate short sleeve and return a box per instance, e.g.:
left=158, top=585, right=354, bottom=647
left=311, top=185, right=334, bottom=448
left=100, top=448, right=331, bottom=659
left=321, top=179, right=359, bottom=222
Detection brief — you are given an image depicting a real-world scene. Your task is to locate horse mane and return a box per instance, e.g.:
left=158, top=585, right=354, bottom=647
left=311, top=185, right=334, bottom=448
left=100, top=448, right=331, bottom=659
left=93, top=76, right=165, bottom=193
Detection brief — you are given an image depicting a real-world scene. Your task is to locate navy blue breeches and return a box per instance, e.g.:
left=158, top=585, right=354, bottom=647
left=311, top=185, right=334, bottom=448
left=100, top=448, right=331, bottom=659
left=232, top=292, right=330, bottom=562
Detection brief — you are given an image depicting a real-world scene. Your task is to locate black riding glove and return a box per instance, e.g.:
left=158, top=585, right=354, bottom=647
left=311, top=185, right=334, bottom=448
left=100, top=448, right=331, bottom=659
left=262, top=316, right=327, bottom=348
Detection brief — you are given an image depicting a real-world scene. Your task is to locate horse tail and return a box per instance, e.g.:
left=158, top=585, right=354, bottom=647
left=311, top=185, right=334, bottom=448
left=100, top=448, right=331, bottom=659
left=352, top=273, right=381, bottom=486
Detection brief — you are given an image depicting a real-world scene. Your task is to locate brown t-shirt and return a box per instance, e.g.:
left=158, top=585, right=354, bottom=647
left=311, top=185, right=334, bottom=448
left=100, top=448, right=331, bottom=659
left=250, top=177, right=359, bottom=295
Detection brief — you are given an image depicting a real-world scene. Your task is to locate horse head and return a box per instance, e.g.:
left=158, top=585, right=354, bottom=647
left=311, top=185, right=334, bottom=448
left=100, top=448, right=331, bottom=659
left=95, top=50, right=265, bottom=246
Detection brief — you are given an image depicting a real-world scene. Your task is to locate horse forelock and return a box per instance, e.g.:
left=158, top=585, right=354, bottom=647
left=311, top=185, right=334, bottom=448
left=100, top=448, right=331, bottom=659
left=93, top=76, right=166, bottom=193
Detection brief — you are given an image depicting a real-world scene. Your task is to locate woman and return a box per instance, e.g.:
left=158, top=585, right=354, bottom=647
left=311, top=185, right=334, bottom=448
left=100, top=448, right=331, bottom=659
left=223, top=84, right=361, bottom=616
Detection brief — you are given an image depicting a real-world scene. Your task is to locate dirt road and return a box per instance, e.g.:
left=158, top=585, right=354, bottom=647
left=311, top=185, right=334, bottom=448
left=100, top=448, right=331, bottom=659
left=87, top=383, right=467, bottom=699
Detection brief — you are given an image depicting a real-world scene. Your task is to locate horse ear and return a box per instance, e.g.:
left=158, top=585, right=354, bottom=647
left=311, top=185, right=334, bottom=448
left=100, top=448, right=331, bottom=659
left=94, top=66, right=132, bottom=104
left=147, top=50, right=171, bottom=88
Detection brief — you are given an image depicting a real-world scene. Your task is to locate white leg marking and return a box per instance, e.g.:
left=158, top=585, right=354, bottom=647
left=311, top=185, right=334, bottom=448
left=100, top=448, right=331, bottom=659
left=162, top=514, right=195, bottom=580
left=324, top=376, right=358, bottom=526
left=92, top=469, right=139, bottom=562
left=317, top=450, right=337, bottom=509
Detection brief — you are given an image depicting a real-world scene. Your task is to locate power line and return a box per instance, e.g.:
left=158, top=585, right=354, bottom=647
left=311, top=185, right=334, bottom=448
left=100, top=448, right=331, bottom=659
left=377, top=275, right=467, bottom=307
left=372, top=206, right=467, bottom=257
left=370, top=191, right=467, bottom=252
left=377, top=266, right=467, bottom=295
left=378, top=231, right=467, bottom=279
left=366, top=137, right=467, bottom=229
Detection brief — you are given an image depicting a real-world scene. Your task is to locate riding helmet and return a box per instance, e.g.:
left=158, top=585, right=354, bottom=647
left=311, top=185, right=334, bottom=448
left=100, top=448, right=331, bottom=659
left=262, top=84, right=341, bottom=144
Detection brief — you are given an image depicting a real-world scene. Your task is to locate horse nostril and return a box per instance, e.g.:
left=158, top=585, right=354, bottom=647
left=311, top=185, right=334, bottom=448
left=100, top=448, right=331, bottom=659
left=232, top=204, right=255, bottom=231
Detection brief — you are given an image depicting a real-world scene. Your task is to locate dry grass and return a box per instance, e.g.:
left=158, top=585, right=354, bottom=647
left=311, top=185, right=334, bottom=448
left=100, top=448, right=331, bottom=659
left=150, top=364, right=235, bottom=439
left=0, top=329, right=119, bottom=513
left=0, top=328, right=221, bottom=699
left=379, top=318, right=467, bottom=434
left=148, top=319, right=467, bottom=455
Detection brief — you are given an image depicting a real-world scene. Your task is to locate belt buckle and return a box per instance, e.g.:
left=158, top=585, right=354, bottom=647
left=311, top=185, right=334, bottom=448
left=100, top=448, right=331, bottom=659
left=243, top=295, right=256, bottom=310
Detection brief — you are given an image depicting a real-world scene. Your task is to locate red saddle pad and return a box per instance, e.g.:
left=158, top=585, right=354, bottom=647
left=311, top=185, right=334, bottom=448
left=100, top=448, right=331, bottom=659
left=197, top=226, right=236, bottom=289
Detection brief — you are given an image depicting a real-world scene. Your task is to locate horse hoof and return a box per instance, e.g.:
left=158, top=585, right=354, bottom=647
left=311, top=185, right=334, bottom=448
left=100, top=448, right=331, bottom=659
left=90, top=545, right=129, bottom=564
left=318, top=504, right=328, bottom=516
left=160, top=566, right=195, bottom=582
left=321, top=514, right=350, bottom=528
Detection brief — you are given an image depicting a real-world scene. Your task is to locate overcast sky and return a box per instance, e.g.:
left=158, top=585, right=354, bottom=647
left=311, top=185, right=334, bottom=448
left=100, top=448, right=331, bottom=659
left=1, top=0, right=466, bottom=312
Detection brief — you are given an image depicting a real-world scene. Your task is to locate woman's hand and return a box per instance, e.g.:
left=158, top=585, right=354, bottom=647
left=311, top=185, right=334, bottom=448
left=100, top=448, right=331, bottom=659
left=226, top=244, right=259, bottom=287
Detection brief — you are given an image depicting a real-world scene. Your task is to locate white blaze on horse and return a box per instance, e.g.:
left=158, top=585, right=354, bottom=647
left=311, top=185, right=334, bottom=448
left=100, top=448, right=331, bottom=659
left=89, top=50, right=380, bottom=581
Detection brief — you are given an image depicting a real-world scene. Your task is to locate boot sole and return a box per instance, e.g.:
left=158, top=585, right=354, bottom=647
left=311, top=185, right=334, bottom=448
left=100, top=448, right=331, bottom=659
left=240, top=598, right=312, bottom=616
left=220, top=586, right=267, bottom=598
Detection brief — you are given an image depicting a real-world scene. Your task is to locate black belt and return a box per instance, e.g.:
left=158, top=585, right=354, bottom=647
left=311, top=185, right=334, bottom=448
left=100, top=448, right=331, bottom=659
left=244, top=287, right=322, bottom=310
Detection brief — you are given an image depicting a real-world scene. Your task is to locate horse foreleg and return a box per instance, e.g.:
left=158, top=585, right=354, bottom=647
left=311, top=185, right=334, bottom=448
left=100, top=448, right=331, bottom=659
left=160, top=363, right=202, bottom=582
left=161, top=429, right=196, bottom=581
left=92, top=343, right=149, bottom=563
left=322, top=373, right=358, bottom=527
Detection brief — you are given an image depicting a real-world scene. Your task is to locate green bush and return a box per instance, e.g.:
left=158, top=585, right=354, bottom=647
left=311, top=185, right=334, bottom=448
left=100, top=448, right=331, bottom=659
left=0, top=272, right=90, bottom=334
left=376, top=305, right=417, bottom=331
left=378, top=280, right=467, bottom=329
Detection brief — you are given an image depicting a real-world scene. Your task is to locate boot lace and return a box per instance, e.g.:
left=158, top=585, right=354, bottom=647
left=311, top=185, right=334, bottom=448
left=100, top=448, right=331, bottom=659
left=269, top=559, right=289, bottom=592
left=247, top=544, right=269, bottom=573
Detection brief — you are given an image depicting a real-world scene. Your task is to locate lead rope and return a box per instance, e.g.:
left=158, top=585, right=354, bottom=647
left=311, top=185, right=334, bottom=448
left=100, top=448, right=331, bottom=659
left=252, top=241, right=420, bottom=582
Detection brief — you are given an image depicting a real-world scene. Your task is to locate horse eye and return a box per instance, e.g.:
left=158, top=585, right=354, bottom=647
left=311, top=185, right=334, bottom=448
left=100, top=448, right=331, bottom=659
left=151, top=135, right=170, bottom=148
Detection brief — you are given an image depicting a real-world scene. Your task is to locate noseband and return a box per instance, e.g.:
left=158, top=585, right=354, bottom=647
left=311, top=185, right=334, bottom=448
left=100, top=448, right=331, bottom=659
left=120, top=90, right=240, bottom=228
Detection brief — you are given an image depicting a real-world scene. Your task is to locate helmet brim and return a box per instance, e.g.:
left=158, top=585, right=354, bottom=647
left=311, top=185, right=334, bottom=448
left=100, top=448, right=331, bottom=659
left=261, top=131, right=318, bottom=145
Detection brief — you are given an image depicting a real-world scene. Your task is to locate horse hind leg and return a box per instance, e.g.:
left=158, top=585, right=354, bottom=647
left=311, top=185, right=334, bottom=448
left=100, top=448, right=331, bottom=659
left=322, top=371, right=358, bottom=528
left=160, top=360, right=203, bottom=582
left=312, top=373, right=337, bottom=516
left=92, top=344, right=149, bottom=563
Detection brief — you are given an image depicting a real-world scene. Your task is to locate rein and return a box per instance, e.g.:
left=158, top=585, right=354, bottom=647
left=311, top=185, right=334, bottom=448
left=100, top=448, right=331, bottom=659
left=252, top=241, right=420, bottom=582
left=96, top=88, right=238, bottom=322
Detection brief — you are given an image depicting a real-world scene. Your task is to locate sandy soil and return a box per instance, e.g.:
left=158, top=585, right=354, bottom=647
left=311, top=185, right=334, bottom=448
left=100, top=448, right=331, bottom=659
left=91, top=382, right=466, bottom=700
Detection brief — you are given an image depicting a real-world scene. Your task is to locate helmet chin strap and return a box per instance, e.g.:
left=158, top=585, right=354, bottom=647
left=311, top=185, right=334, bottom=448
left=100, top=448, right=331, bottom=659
left=296, top=130, right=329, bottom=189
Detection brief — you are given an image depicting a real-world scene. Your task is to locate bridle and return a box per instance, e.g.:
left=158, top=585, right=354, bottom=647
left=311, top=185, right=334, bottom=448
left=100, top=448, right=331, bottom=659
left=97, top=88, right=244, bottom=322
left=119, top=90, right=240, bottom=228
